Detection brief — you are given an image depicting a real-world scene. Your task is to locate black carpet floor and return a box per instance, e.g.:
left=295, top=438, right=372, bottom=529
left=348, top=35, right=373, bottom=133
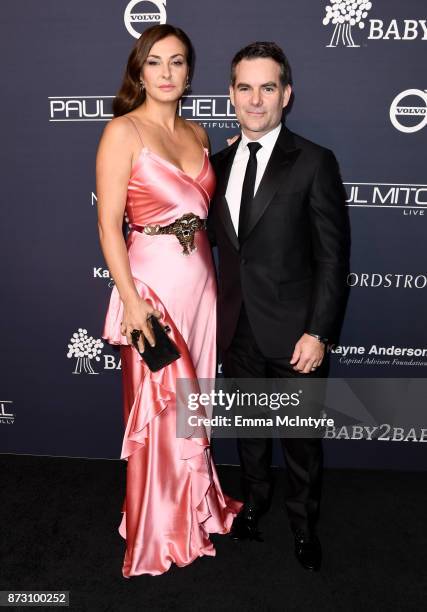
left=0, top=454, right=426, bottom=612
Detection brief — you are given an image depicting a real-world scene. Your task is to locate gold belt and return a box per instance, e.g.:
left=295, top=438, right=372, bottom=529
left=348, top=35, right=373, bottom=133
left=130, top=212, right=207, bottom=255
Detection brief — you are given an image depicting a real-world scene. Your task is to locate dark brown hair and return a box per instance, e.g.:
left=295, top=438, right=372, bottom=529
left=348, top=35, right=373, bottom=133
left=113, top=24, right=194, bottom=117
left=230, top=41, right=292, bottom=88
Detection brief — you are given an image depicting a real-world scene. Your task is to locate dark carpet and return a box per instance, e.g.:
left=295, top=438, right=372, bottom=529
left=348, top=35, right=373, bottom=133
left=0, top=454, right=425, bottom=612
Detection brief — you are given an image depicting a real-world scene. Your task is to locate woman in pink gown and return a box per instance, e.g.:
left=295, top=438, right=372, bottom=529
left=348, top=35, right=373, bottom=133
left=96, top=25, right=241, bottom=577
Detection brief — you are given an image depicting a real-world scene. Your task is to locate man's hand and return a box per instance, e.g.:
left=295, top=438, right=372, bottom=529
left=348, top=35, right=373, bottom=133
left=290, top=333, right=325, bottom=374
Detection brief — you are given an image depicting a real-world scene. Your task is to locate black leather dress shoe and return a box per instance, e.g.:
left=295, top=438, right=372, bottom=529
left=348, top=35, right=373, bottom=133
left=294, top=529, right=322, bottom=571
left=230, top=505, right=263, bottom=541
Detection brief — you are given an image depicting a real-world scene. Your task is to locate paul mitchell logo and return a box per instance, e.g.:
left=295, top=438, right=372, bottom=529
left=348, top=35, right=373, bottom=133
left=124, top=0, right=167, bottom=39
left=390, top=89, right=427, bottom=134
left=178, top=95, right=238, bottom=129
left=0, top=401, right=14, bottom=425
left=345, top=182, right=427, bottom=216
left=67, top=328, right=104, bottom=374
left=50, top=94, right=236, bottom=127
left=49, top=96, right=113, bottom=122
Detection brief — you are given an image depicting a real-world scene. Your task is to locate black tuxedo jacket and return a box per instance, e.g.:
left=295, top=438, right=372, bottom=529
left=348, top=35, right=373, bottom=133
left=208, top=125, right=350, bottom=358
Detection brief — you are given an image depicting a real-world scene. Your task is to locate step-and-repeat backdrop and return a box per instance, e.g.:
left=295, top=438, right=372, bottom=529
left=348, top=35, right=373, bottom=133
left=1, top=1, right=426, bottom=468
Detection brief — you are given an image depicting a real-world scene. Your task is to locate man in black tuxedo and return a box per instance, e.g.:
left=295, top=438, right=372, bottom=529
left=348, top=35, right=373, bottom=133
left=208, top=42, right=350, bottom=571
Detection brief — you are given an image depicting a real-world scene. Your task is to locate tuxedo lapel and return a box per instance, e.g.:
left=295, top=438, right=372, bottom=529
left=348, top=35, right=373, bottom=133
left=239, top=127, right=300, bottom=244
left=214, top=138, right=240, bottom=251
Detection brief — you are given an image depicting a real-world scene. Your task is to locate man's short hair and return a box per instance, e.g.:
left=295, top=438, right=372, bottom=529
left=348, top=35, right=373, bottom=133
left=230, top=41, right=292, bottom=88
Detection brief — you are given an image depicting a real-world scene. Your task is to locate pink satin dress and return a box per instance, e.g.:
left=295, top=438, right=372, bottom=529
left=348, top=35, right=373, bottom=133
left=102, top=117, right=241, bottom=577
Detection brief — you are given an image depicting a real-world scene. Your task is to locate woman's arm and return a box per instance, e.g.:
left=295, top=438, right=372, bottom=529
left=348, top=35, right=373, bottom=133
left=191, top=121, right=211, bottom=154
left=96, top=118, right=159, bottom=348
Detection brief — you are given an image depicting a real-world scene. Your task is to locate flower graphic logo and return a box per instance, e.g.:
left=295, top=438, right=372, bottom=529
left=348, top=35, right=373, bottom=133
left=67, top=328, right=104, bottom=375
left=323, top=0, right=373, bottom=47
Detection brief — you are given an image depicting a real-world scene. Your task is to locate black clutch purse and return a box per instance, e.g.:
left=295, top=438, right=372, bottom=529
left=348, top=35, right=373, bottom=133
left=130, top=315, right=180, bottom=372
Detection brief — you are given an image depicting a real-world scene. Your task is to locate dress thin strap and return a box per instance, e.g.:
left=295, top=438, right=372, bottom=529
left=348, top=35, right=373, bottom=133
left=125, top=115, right=145, bottom=148
left=187, top=121, right=206, bottom=151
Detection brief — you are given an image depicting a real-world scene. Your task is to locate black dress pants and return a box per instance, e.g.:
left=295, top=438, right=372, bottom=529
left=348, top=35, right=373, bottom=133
left=221, top=305, right=324, bottom=534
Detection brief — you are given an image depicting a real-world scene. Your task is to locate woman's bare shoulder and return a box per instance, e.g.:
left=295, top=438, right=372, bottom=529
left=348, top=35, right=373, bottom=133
left=182, top=118, right=209, bottom=148
left=97, top=116, right=140, bottom=157
left=193, top=121, right=210, bottom=148
left=102, top=115, right=133, bottom=139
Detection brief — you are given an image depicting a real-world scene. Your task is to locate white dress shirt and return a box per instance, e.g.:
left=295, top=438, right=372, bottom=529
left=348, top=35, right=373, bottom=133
left=225, top=123, right=282, bottom=234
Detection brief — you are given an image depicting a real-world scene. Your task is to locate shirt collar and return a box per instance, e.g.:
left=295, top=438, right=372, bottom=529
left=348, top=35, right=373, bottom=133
left=240, top=123, right=282, bottom=154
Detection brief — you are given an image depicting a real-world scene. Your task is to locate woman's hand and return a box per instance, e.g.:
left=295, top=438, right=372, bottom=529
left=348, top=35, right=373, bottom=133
left=120, top=295, right=161, bottom=351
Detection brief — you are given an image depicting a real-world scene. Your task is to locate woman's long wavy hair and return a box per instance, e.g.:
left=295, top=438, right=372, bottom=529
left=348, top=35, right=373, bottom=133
left=113, top=24, right=194, bottom=117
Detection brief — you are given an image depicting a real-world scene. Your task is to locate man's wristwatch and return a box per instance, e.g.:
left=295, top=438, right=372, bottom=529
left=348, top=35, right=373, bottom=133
left=307, top=333, right=328, bottom=345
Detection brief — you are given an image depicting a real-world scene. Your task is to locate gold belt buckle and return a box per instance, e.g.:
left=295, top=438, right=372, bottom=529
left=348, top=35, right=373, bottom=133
left=144, top=213, right=207, bottom=255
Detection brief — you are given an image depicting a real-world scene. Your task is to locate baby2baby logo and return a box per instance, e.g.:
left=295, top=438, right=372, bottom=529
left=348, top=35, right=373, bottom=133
left=67, top=328, right=121, bottom=374
left=323, top=1, right=427, bottom=47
